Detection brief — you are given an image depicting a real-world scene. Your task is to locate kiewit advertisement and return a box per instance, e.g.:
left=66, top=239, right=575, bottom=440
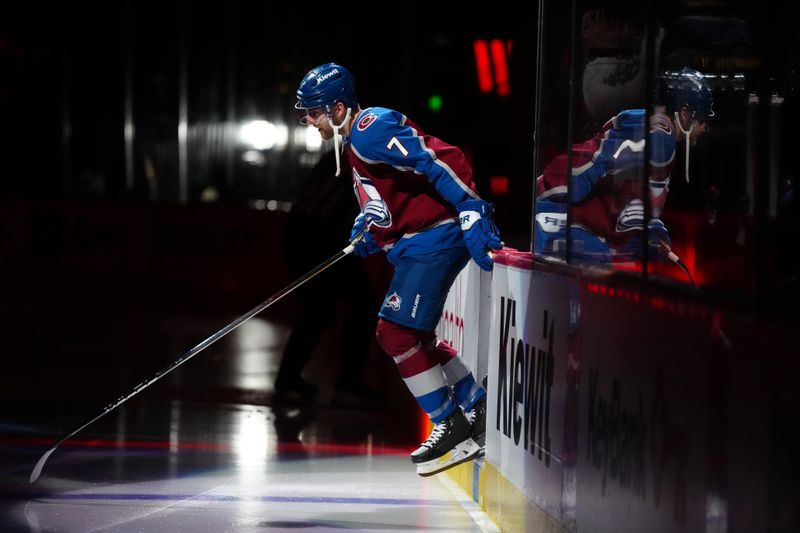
left=487, top=255, right=572, bottom=522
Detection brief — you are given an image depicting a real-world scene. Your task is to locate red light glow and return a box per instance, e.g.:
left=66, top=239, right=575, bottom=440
left=490, top=39, right=510, bottom=96
left=490, top=175, right=509, bottom=195
left=473, top=40, right=493, bottom=94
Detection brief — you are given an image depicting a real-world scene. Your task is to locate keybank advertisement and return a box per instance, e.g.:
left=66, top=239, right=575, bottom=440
left=487, top=264, right=571, bottom=521
left=576, top=289, right=712, bottom=533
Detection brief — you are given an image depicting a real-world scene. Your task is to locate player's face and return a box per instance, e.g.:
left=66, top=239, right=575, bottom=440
left=313, top=115, right=334, bottom=140
left=296, top=106, right=334, bottom=139
left=689, top=119, right=710, bottom=146
left=296, top=106, right=328, bottom=126
left=677, top=107, right=711, bottom=146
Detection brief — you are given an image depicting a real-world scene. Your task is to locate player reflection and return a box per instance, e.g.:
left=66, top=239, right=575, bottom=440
left=535, top=67, right=713, bottom=279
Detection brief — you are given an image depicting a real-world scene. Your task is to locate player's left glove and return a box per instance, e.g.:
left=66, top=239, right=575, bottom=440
left=349, top=212, right=381, bottom=258
left=457, top=199, right=502, bottom=271
left=646, top=219, right=671, bottom=261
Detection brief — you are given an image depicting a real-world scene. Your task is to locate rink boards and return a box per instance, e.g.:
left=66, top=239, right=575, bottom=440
left=437, top=250, right=799, bottom=533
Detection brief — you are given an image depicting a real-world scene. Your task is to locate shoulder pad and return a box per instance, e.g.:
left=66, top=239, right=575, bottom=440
left=350, top=107, right=414, bottom=162
left=650, top=112, right=673, bottom=136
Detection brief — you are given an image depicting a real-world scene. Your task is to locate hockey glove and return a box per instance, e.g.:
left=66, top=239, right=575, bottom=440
left=349, top=212, right=381, bottom=258
left=646, top=219, right=671, bottom=261
left=362, top=199, right=391, bottom=228
left=457, top=199, right=502, bottom=271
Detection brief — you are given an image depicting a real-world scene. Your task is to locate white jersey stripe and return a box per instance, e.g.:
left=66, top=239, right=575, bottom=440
left=392, top=343, right=422, bottom=364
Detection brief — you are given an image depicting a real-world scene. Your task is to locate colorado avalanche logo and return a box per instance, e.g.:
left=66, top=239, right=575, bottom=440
left=384, top=292, right=402, bottom=311
left=353, top=169, right=392, bottom=228
left=356, top=112, right=378, bottom=131
left=616, top=199, right=645, bottom=232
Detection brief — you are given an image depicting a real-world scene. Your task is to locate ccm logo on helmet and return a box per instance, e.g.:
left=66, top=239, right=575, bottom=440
left=316, top=68, right=340, bottom=84
left=357, top=113, right=378, bottom=131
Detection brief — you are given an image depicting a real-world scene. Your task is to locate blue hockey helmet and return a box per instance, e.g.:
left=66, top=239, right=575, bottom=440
left=660, top=67, right=715, bottom=119
left=295, top=62, right=358, bottom=113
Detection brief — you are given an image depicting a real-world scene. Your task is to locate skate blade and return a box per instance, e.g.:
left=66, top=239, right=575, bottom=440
left=416, top=438, right=480, bottom=477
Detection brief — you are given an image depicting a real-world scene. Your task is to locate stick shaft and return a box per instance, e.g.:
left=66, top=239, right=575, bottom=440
left=30, top=243, right=354, bottom=483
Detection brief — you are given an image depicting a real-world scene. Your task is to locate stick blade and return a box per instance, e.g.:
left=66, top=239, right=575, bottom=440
left=30, top=447, right=56, bottom=484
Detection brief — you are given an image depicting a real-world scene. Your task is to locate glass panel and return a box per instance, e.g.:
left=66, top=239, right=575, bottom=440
left=532, top=1, right=580, bottom=263
left=653, top=7, right=754, bottom=289
left=534, top=2, right=649, bottom=272
left=532, top=0, right=786, bottom=293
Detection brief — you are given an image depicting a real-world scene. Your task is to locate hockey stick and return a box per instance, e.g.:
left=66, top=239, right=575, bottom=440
left=29, top=238, right=359, bottom=483
left=660, top=239, right=696, bottom=288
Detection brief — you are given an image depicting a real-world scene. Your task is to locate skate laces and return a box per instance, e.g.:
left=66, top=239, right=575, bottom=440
left=465, top=409, right=476, bottom=424
left=464, top=398, right=484, bottom=425
left=423, top=421, right=448, bottom=447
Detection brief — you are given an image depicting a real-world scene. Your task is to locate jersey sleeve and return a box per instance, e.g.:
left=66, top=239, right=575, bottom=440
left=570, top=110, right=654, bottom=202
left=350, top=109, right=478, bottom=206
left=647, top=114, right=676, bottom=217
left=648, top=114, right=676, bottom=172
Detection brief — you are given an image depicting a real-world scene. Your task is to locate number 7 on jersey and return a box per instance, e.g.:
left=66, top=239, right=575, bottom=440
left=387, top=136, right=409, bottom=157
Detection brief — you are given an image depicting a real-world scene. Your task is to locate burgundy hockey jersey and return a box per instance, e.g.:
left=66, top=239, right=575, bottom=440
left=344, top=107, right=479, bottom=263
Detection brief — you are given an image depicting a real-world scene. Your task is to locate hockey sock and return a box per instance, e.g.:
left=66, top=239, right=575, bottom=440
left=376, top=319, right=454, bottom=422
left=419, top=331, right=485, bottom=411
left=442, top=357, right=484, bottom=411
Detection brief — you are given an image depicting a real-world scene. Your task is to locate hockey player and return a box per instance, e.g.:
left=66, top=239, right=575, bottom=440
left=534, top=67, right=714, bottom=264
left=294, top=62, right=502, bottom=476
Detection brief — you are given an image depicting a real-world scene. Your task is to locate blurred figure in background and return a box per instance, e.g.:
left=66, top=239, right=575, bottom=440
left=580, top=6, right=648, bottom=127
left=274, top=149, right=380, bottom=408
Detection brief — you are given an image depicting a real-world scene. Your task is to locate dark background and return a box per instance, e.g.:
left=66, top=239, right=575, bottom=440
left=0, top=2, right=534, bottom=229
left=0, top=2, right=535, bottom=435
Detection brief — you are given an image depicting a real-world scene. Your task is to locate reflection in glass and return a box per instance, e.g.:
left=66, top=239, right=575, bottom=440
left=535, top=68, right=713, bottom=281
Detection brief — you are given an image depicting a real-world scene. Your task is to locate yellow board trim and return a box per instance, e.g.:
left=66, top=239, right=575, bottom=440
left=445, top=459, right=567, bottom=533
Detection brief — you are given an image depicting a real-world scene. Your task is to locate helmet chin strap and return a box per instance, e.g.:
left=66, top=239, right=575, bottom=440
left=330, top=107, right=352, bottom=176
left=674, top=111, right=693, bottom=183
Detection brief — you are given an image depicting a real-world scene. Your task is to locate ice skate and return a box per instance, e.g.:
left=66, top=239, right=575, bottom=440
left=411, top=408, right=480, bottom=477
left=273, top=377, right=318, bottom=407
left=465, top=395, right=486, bottom=458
